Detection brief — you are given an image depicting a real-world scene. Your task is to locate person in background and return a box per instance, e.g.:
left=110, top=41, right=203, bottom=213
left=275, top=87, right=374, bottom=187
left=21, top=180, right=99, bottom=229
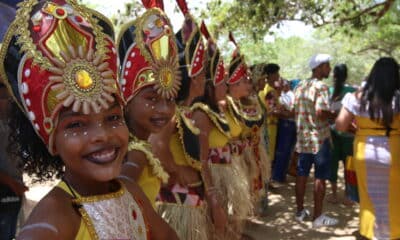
left=0, top=3, right=28, bottom=239
left=327, top=64, right=356, bottom=205
left=258, top=63, right=281, bottom=166
left=0, top=82, right=28, bottom=240
left=336, top=57, right=400, bottom=240
left=271, top=79, right=296, bottom=187
left=293, top=54, right=338, bottom=227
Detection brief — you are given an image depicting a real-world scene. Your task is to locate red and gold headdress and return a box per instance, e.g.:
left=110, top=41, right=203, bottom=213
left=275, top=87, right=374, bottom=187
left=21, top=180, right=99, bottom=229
left=200, top=21, right=225, bottom=86
left=175, top=0, right=206, bottom=80
left=0, top=0, right=121, bottom=154
left=227, top=32, right=247, bottom=85
left=117, top=0, right=181, bottom=102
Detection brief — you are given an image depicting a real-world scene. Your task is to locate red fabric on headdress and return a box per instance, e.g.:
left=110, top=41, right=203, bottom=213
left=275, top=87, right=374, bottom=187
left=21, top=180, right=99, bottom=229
left=141, top=0, right=164, bottom=10
left=176, top=0, right=189, bottom=15
left=200, top=21, right=210, bottom=40
left=229, top=31, right=238, bottom=46
left=176, top=0, right=205, bottom=78
left=199, top=21, right=225, bottom=86
left=227, top=32, right=247, bottom=85
left=0, top=0, right=122, bottom=154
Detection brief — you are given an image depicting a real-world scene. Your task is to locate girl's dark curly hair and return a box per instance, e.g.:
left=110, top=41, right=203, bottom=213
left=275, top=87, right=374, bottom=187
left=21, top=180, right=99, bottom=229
left=8, top=101, right=64, bottom=183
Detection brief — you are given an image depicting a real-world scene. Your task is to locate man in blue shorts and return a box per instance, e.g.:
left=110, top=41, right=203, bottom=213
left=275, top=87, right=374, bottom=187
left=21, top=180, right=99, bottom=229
left=293, top=54, right=338, bottom=228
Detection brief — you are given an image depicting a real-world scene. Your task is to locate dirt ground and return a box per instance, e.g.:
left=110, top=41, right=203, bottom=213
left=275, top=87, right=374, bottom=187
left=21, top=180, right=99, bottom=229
left=21, top=166, right=361, bottom=240
left=244, top=174, right=361, bottom=240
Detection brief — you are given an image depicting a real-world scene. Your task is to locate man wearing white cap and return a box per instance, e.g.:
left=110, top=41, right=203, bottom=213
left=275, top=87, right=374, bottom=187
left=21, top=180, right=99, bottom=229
left=293, top=54, right=338, bottom=227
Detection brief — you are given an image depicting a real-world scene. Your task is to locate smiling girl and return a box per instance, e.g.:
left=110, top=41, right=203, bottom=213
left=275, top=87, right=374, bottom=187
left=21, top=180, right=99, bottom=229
left=0, top=0, right=177, bottom=239
left=117, top=1, right=181, bottom=208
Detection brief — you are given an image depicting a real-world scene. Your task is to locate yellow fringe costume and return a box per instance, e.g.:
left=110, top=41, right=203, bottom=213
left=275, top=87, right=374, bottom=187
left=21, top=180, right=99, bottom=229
left=156, top=106, right=209, bottom=240
left=227, top=95, right=269, bottom=207
left=191, top=103, right=252, bottom=226
left=128, top=134, right=169, bottom=208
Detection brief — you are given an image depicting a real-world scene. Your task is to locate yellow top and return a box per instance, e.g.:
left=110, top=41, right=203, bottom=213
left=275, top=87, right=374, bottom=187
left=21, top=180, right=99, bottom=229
left=128, top=135, right=169, bottom=208
left=56, top=181, right=92, bottom=240
left=225, top=110, right=242, bottom=139
left=169, top=108, right=202, bottom=171
left=208, top=125, right=230, bottom=148
left=191, top=102, right=230, bottom=148
left=137, top=165, right=161, bottom=209
left=170, top=132, right=188, bottom=166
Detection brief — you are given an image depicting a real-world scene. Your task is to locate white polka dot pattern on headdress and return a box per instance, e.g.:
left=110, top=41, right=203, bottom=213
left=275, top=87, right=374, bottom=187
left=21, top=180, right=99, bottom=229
left=126, top=61, right=132, bottom=69
left=21, top=82, right=29, bottom=94
left=28, top=111, right=36, bottom=121
left=120, top=78, right=126, bottom=86
left=26, top=99, right=31, bottom=107
left=24, top=69, right=31, bottom=78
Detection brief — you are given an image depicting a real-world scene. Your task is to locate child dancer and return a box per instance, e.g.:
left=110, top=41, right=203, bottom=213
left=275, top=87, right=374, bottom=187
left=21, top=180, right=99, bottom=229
left=0, top=0, right=177, bottom=239
left=192, top=28, right=252, bottom=239
left=117, top=0, right=181, bottom=208
left=151, top=1, right=227, bottom=238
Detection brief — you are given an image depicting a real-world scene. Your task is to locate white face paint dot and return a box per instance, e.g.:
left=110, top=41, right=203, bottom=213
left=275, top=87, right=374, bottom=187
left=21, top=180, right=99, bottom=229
left=28, top=111, right=36, bottom=121
left=21, top=82, right=29, bottom=94
left=126, top=61, right=132, bottom=69
left=24, top=69, right=31, bottom=78
left=26, top=98, right=31, bottom=106
left=120, top=78, right=126, bottom=85
left=34, top=123, right=40, bottom=130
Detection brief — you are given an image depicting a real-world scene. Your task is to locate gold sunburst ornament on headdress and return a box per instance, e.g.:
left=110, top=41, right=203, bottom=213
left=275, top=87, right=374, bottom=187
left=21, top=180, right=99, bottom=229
left=118, top=7, right=181, bottom=102
left=49, top=45, right=117, bottom=114
left=152, top=57, right=181, bottom=99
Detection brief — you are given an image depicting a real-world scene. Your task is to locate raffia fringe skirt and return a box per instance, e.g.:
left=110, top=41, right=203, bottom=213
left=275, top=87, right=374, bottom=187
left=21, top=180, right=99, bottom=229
left=156, top=202, right=209, bottom=240
left=209, top=162, right=252, bottom=220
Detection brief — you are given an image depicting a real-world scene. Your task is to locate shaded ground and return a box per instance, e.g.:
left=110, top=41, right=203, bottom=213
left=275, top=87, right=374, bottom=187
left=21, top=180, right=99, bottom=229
left=21, top=167, right=361, bottom=239
left=244, top=173, right=361, bottom=240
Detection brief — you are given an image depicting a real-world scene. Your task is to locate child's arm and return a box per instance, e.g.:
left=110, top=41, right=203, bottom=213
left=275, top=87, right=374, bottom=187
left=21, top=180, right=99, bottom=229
left=120, top=150, right=147, bottom=182
left=17, top=189, right=80, bottom=240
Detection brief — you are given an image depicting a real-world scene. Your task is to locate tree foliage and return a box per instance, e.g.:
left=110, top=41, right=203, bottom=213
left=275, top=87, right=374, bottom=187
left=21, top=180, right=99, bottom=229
left=202, top=0, right=399, bottom=41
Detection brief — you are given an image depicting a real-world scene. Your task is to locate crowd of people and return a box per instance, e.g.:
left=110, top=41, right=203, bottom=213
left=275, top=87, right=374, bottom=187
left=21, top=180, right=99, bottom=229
left=0, top=0, right=399, bottom=240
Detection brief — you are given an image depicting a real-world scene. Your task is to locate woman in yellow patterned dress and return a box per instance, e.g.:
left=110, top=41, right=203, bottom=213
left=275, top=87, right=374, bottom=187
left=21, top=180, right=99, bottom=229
left=117, top=1, right=180, bottom=208
left=336, top=57, right=400, bottom=240
left=1, top=1, right=178, bottom=239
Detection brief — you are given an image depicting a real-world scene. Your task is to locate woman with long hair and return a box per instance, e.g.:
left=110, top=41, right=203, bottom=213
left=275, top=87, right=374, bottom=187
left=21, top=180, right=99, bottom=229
left=328, top=64, right=357, bottom=205
left=336, top=57, right=400, bottom=239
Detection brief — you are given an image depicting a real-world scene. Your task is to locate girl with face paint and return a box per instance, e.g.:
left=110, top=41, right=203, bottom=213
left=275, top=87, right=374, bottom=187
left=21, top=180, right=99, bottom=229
left=117, top=1, right=180, bottom=209
left=1, top=1, right=177, bottom=239
left=148, top=1, right=227, bottom=239
left=225, top=34, right=269, bottom=219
